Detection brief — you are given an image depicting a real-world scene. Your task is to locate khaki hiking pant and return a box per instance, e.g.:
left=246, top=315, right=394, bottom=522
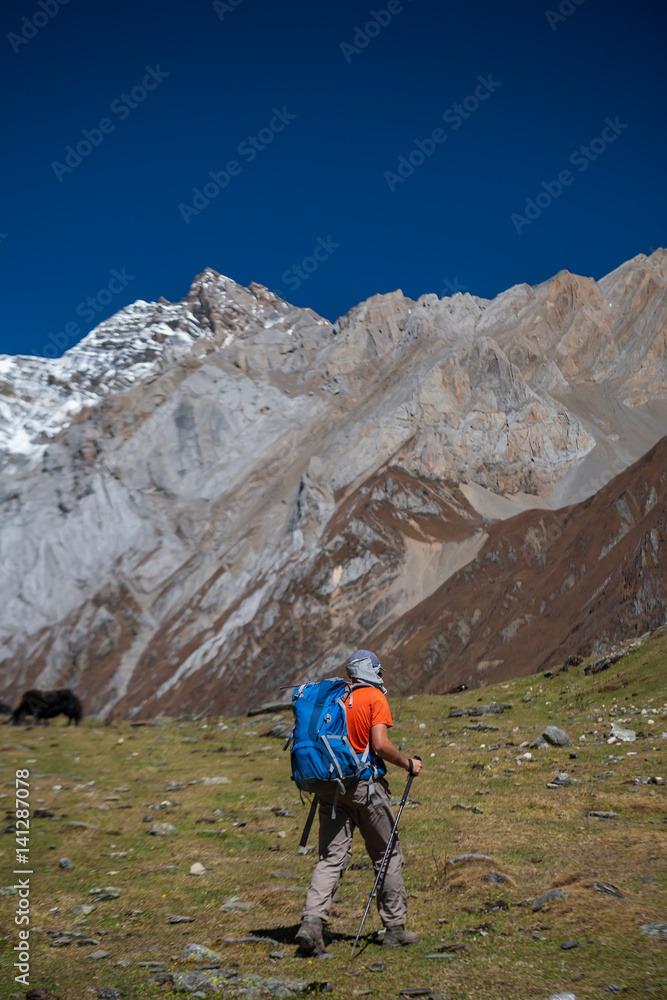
left=303, top=777, right=408, bottom=928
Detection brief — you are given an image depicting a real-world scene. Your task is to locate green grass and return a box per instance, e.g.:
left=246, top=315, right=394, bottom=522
left=1, top=627, right=666, bottom=999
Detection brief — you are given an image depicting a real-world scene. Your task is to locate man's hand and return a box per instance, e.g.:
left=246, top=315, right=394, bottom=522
left=371, top=723, right=423, bottom=775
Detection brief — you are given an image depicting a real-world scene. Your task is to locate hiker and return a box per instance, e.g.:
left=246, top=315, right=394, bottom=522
left=295, top=649, right=422, bottom=956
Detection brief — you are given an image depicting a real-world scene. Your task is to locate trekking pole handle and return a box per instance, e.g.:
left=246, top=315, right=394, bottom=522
left=408, top=754, right=421, bottom=776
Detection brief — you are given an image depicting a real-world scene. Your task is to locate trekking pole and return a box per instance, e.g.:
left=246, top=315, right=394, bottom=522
left=299, top=795, right=318, bottom=848
left=350, top=756, right=421, bottom=958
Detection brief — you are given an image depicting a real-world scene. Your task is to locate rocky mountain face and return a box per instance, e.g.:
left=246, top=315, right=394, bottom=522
left=0, top=251, right=665, bottom=717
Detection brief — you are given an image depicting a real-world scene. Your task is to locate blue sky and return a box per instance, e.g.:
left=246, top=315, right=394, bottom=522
left=1, top=0, right=664, bottom=357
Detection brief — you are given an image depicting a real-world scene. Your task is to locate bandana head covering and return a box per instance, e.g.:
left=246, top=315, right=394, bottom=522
left=346, top=649, right=387, bottom=694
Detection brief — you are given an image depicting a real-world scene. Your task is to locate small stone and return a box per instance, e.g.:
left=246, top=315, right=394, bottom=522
left=269, top=951, right=285, bottom=959
left=593, top=881, right=623, bottom=898
left=87, top=949, right=110, bottom=959
left=220, top=899, right=255, bottom=913
left=59, top=857, right=74, bottom=869
left=180, top=942, right=224, bottom=962
left=190, top=862, right=206, bottom=875
left=200, top=775, right=230, bottom=784
left=369, top=962, right=386, bottom=972
left=607, top=986, right=624, bottom=995
left=169, top=915, right=195, bottom=923
left=561, top=941, right=579, bottom=949
left=481, top=871, right=507, bottom=884
left=549, top=994, right=578, bottom=1000
left=72, top=904, right=96, bottom=915
left=533, top=932, right=547, bottom=940
left=541, top=726, right=573, bottom=747
left=532, top=888, right=568, bottom=911
left=587, top=811, right=619, bottom=820
left=298, top=845, right=315, bottom=855
left=97, top=990, right=124, bottom=998
left=611, top=722, right=636, bottom=742
left=639, top=922, right=667, bottom=937
left=571, top=973, right=585, bottom=981
left=148, top=822, right=177, bottom=836
left=142, top=813, right=154, bottom=822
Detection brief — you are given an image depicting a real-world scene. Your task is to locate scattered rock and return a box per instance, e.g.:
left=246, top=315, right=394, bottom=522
left=451, top=803, right=483, bottom=813
left=610, top=722, right=636, bottom=742
left=424, top=953, right=455, bottom=959
left=59, top=857, right=73, bottom=869
left=541, top=726, right=573, bottom=747
left=561, top=941, right=579, bottom=950
left=549, top=994, right=577, bottom=1000
left=25, top=991, right=61, bottom=1000
left=640, top=922, right=667, bottom=937
left=532, top=888, right=568, bottom=911
left=447, top=853, right=493, bottom=865
left=593, top=881, right=623, bottom=898
left=71, top=904, right=95, bottom=915
left=169, top=915, right=195, bottom=924
left=571, top=972, right=585, bottom=981
left=148, top=822, right=177, bottom=836
left=269, top=951, right=285, bottom=959
left=369, top=962, right=386, bottom=972
left=481, top=871, right=507, bottom=885
left=180, top=943, right=225, bottom=963
left=584, top=651, right=626, bottom=675
left=607, top=986, right=624, bottom=995
left=587, top=811, right=619, bottom=820
left=87, top=950, right=110, bottom=959
left=547, top=771, right=573, bottom=788
left=437, top=942, right=470, bottom=952
left=189, top=862, right=206, bottom=875
left=220, top=897, right=255, bottom=913
left=200, top=776, right=230, bottom=784
left=97, top=990, right=124, bottom=998
left=89, top=887, right=122, bottom=901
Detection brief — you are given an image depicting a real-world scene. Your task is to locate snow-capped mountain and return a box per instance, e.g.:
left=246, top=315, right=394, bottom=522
left=0, top=252, right=665, bottom=716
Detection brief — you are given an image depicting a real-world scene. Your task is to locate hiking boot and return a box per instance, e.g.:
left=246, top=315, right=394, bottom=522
left=295, top=915, right=328, bottom=955
left=382, top=925, right=419, bottom=948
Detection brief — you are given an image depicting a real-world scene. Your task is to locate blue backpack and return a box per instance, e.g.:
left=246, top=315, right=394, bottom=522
left=288, top=678, right=386, bottom=810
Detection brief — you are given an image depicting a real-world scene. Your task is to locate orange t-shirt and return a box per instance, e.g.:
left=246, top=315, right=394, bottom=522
left=344, top=686, right=393, bottom=754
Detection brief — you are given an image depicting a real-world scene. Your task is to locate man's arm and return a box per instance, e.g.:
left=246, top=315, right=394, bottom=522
left=371, top=723, right=423, bottom=774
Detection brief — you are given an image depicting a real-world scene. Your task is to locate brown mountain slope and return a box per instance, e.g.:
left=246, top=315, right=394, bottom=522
left=368, top=437, right=667, bottom=694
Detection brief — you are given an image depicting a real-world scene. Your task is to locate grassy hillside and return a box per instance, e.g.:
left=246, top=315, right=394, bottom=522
left=1, top=627, right=666, bottom=1000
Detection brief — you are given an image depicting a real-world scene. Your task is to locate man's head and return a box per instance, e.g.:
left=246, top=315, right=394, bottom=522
left=346, top=649, right=386, bottom=691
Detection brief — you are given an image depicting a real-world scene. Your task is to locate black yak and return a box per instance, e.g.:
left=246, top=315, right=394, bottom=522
left=12, top=689, right=83, bottom=726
